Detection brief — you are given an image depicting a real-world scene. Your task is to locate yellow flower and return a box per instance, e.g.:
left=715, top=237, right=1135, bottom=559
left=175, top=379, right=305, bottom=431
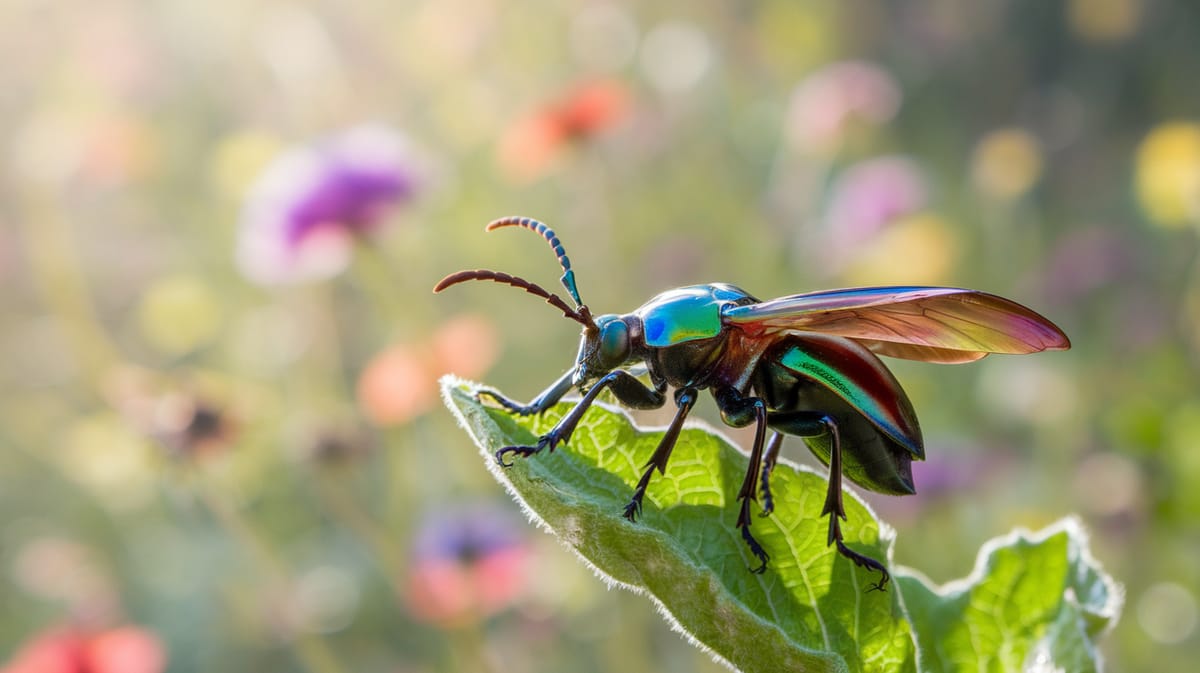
left=1067, top=0, right=1143, bottom=44
left=842, top=213, right=960, bottom=286
left=1136, top=122, right=1200, bottom=229
left=136, top=275, right=222, bottom=356
left=208, top=130, right=283, bottom=201
left=971, top=128, right=1044, bottom=201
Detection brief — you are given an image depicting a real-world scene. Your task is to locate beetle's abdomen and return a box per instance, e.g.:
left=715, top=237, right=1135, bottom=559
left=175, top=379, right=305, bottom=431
left=754, top=334, right=924, bottom=495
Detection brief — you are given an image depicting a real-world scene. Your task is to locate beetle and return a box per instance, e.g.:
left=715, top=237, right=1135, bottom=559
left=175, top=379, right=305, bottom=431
left=434, top=216, right=1070, bottom=590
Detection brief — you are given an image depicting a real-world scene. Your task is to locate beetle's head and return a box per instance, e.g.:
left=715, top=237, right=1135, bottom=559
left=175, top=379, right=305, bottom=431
left=571, top=313, right=633, bottom=387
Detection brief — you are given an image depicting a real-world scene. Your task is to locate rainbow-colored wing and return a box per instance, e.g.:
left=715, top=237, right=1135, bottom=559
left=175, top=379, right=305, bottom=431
left=722, top=286, right=1070, bottom=363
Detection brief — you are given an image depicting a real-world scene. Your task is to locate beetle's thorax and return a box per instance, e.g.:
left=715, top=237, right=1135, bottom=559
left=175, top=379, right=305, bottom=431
left=574, top=284, right=765, bottom=390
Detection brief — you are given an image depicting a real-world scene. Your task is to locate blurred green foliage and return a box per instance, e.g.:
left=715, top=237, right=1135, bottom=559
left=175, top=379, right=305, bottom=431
left=2, top=1, right=1199, bottom=672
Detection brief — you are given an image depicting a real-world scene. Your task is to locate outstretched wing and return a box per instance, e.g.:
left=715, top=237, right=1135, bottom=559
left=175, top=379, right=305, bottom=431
left=722, top=286, right=1070, bottom=363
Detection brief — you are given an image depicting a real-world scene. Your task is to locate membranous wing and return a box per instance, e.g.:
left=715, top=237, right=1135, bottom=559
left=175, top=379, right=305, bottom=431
left=722, top=286, right=1070, bottom=363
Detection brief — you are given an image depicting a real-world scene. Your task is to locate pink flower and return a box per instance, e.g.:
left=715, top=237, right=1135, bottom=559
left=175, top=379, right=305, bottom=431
left=404, top=504, right=531, bottom=627
left=821, top=156, right=928, bottom=261
left=2, top=626, right=166, bottom=673
left=785, top=61, right=901, bottom=155
left=237, top=124, right=417, bottom=285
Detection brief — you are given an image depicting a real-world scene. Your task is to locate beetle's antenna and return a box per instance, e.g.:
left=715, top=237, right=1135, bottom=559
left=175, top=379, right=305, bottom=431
left=433, top=269, right=593, bottom=328
left=485, top=217, right=585, bottom=310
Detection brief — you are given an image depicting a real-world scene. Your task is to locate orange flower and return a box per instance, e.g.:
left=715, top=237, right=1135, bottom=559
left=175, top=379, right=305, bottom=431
left=430, top=313, right=500, bottom=382
left=496, top=79, right=630, bottom=182
left=357, top=342, right=437, bottom=426
left=358, top=314, right=500, bottom=427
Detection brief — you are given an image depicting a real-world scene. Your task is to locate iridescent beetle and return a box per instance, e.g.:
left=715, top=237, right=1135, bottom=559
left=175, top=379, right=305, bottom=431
left=435, top=217, right=1070, bottom=590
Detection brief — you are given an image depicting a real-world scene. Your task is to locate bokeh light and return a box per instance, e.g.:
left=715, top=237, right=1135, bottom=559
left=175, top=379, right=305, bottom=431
left=2, top=1, right=1197, bottom=671
left=1136, top=122, right=1200, bottom=229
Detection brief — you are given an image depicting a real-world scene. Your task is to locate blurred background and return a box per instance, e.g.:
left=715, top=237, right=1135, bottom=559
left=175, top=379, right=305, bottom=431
left=1, top=0, right=1198, bottom=671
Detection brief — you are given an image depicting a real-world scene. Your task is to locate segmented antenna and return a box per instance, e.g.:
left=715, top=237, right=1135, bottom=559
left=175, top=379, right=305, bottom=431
left=485, top=217, right=584, bottom=309
left=433, top=270, right=592, bottom=328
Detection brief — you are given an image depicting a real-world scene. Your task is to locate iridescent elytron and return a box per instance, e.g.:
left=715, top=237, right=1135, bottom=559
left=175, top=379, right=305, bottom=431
left=435, top=216, right=1070, bottom=590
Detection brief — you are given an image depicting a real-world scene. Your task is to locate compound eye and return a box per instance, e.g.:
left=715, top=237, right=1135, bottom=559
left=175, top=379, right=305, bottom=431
left=598, top=319, right=630, bottom=368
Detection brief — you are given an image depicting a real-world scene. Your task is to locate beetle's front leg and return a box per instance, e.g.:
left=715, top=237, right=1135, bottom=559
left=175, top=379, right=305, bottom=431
left=477, top=369, right=575, bottom=416
left=495, top=370, right=665, bottom=467
left=713, top=387, right=770, bottom=574
left=623, top=387, right=696, bottom=521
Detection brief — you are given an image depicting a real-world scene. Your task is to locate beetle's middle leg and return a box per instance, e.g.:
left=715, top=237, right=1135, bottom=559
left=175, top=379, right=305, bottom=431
left=713, top=387, right=770, bottom=574
left=759, top=432, right=785, bottom=517
left=623, top=386, right=697, bottom=521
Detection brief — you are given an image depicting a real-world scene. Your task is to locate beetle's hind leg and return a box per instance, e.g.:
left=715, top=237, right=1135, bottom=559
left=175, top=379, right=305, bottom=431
left=817, top=415, right=891, bottom=591
left=765, top=412, right=890, bottom=590
left=623, top=387, right=697, bottom=521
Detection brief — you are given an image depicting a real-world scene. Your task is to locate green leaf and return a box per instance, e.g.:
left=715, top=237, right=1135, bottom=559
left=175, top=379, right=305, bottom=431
left=895, top=519, right=1123, bottom=673
left=441, top=377, right=1122, bottom=673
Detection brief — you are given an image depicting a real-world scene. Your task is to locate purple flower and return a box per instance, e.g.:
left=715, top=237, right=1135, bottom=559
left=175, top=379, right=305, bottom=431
left=404, top=503, right=531, bottom=626
left=236, top=124, right=417, bottom=285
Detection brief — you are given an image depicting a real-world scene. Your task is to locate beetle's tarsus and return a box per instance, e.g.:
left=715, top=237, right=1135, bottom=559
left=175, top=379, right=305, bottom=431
left=622, top=494, right=643, bottom=521
left=758, top=432, right=783, bottom=518
left=736, top=485, right=770, bottom=573
left=759, top=476, right=775, bottom=518
left=494, top=438, right=551, bottom=467
left=477, top=389, right=538, bottom=416
left=834, top=540, right=890, bottom=592
left=741, top=524, right=770, bottom=573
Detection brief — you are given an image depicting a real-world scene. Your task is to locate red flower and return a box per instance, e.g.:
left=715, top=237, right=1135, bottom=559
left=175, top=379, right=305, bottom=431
left=496, top=79, right=630, bottom=182
left=2, top=626, right=166, bottom=673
